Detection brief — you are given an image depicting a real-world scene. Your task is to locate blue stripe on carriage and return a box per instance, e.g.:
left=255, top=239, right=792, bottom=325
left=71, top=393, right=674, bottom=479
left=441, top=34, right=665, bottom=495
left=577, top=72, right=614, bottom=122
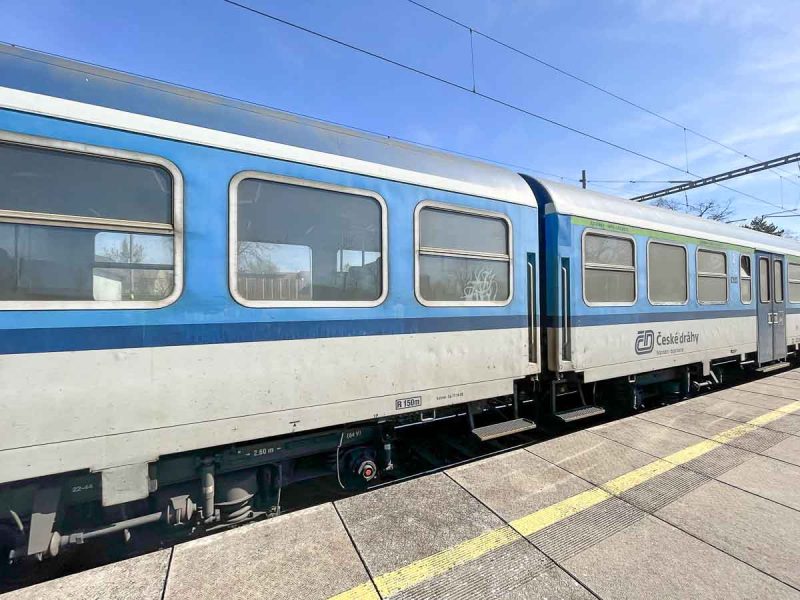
left=0, top=314, right=529, bottom=355
left=542, top=309, right=754, bottom=328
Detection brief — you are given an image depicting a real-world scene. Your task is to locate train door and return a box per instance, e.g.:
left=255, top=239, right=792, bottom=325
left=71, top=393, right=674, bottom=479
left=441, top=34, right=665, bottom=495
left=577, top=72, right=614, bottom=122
left=756, top=252, right=787, bottom=364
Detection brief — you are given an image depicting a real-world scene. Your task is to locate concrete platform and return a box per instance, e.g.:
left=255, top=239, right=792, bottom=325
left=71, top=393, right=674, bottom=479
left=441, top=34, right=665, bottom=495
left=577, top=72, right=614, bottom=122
left=6, top=368, right=800, bottom=600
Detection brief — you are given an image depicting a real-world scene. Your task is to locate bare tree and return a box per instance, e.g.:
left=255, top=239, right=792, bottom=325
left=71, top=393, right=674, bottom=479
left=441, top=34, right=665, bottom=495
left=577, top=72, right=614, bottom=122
left=653, top=197, right=734, bottom=222
left=238, top=241, right=279, bottom=274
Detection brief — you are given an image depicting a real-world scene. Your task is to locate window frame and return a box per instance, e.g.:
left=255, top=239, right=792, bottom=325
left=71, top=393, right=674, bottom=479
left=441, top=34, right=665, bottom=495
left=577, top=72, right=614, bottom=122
left=0, top=130, right=184, bottom=311
left=646, top=239, right=688, bottom=306
left=414, top=200, right=513, bottom=307
left=228, top=171, right=389, bottom=308
left=696, top=248, right=728, bottom=305
left=788, top=260, right=800, bottom=304
left=581, top=229, right=637, bottom=307
left=739, top=254, right=753, bottom=305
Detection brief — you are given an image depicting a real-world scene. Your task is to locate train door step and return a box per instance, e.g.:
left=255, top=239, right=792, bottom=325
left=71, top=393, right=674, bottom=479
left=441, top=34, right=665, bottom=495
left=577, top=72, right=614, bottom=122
left=554, top=405, right=606, bottom=424
left=472, top=418, right=536, bottom=442
left=756, top=362, right=792, bottom=374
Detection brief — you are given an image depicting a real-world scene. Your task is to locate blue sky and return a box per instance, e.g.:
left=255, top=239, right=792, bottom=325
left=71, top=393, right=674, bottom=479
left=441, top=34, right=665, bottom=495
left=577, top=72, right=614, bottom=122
left=3, top=0, right=799, bottom=231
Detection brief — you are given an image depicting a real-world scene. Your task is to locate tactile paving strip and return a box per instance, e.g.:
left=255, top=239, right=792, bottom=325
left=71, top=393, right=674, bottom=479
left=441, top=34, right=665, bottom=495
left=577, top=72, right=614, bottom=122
left=680, top=444, right=755, bottom=478
left=725, top=428, right=791, bottom=454
left=616, top=466, right=710, bottom=513
left=392, top=537, right=552, bottom=600
left=527, top=496, right=646, bottom=563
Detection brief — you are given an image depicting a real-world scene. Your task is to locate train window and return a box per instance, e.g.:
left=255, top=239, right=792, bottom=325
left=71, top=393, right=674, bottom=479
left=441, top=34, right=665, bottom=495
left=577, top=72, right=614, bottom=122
left=415, top=203, right=511, bottom=305
left=230, top=173, right=387, bottom=307
left=774, top=260, right=784, bottom=303
left=740, top=255, right=752, bottom=303
left=647, top=241, right=687, bottom=304
left=582, top=232, right=636, bottom=305
left=696, top=249, right=728, bottom=304
left=759, top=257, right=770, bottom=303
left=0, top=135, right=181, bottom=309
left=789, top=262, right=800, bottom=302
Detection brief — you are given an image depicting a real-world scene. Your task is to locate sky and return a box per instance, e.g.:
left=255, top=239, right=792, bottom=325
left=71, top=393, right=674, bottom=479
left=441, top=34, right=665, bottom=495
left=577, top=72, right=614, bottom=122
left=3, top=0, right=800, bottom=232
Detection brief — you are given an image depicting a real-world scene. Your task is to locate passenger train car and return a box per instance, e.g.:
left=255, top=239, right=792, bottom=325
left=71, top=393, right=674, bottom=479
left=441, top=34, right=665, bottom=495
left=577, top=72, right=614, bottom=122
left=0, top=43, right=798, bottom=564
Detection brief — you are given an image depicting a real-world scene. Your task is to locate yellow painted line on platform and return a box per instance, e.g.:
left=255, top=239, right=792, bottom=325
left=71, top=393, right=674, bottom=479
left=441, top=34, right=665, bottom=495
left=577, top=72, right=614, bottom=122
left=372, top=525, right=519, bottom=597
left=602, top=458, right=675, bottom=495
left=510, top=487, right=611, bottom=536
left=331, top=399, right=800, bottom=599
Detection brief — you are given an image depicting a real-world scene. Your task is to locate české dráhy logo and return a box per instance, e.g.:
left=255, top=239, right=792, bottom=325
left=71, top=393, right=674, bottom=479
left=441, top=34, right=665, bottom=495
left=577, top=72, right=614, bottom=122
left=635, top=330, right=655, bottom=355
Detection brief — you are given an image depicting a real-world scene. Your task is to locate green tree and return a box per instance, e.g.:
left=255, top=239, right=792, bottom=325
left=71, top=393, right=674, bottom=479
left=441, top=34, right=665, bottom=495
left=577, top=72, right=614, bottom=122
left=744, top=216, right=784, bottom=236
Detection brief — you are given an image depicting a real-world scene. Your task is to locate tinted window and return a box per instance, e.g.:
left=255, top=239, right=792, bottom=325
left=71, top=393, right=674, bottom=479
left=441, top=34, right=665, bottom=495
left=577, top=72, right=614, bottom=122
left=740, top=255, right=752, bottom=303
left=417, top=206, right=511, bottom=304
left=420, top=209, right=507, bottom=255
left=697, top=249, right=726, bottom=274
left=584, top=234, right=634, bottom=266
left=583, top=233, right=635, bottom=304
left=235, top=178, right=383, bottom=303
left=789, top=262, right=800, bottom=303
left=0, top=141, right=177, bottom=305
left=759, top=257, right=770, bottom=303
left=697, top=249, right=727, bottom=303
left=0, top=224, right=174, bottom=302
left=648, top=242, right=687, bottom=303
left=0, top=142, right=172, bottom=223
left=774, top=260, right=784, bottom=303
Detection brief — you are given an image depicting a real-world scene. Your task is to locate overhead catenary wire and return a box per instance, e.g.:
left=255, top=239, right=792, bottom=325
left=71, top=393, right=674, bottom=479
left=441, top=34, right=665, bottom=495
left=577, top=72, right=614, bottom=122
left=405, top=0, right=800, bottom=188
left=222, top=0, right=684, bottom=175
left=223, top=0, right=792, bottom=215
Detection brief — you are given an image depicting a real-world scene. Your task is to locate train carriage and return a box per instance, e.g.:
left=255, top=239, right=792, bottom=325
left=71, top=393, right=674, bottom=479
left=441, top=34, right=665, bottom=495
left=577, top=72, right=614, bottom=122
left=0, top=43, right=540, bottom=561
left=2, top=40, right=800, bottom=567
left=528, top=177, right=800, bottom=415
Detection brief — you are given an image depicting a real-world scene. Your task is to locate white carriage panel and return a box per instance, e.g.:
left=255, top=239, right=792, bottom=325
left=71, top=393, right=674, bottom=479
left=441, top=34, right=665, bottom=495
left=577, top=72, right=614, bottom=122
left=569, top=316, right=757, bottom=382
left=0, top=375, right=516, bottom=483
left=0, top=327, right=531, bottom=454
left=786, top=312, right=800, bottom=346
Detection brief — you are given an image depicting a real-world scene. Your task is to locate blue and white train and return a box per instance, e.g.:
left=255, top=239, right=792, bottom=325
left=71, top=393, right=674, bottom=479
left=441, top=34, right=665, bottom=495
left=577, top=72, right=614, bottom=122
left=0, top=43, right=798, bottom=563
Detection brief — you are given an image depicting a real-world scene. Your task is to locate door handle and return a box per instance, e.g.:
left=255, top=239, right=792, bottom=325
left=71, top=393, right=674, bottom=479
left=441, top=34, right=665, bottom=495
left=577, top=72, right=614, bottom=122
left=561, top=265, right=570, bottom=359
left=528, top=261, right=536, bottom=363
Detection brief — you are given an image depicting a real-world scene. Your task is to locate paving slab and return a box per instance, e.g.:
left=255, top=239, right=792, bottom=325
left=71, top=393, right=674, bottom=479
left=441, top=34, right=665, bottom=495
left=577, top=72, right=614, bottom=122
left=590, top=415, right=706, bottom=457
left=719, top=455, right=800, bottom=510
left=753, top=375, right=799, bottom=391
left=335, top=473, right=509, bottom=577
left=564, top=515, right=800, bottom=599
left=686, top=395, right=800, bottom=434
left=2, top=549, right=171, bottom=600
left=163, top=503, right=377, bottom=600
left=528, top=430, right=655, bottom=486
left=657, top=480, right=800, bottom=589
left=637, top=408, right=791, bottom=454
left=449, top=447, right=649, bottom=565
left=706, top=388, right=794, bottom=411
left=638, top=408, right=745, bottom=439
left=447, top=449, right=593, bottom=522
left=775, top=370, right=800, bottom=381
left=391, top=540, right=592, bottom=600
left=764, top=435, right=800, bottom=466
left=526, top=495, right=646, bottom=563
left=738, top=381, right=800, bottom=402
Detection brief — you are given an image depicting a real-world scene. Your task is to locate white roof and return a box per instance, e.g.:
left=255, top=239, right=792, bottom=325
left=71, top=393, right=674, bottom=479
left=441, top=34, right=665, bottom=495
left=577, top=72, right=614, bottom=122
left=0, top=43, right=536, bottom=209
left=537, top=178, right=800, bottom=256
